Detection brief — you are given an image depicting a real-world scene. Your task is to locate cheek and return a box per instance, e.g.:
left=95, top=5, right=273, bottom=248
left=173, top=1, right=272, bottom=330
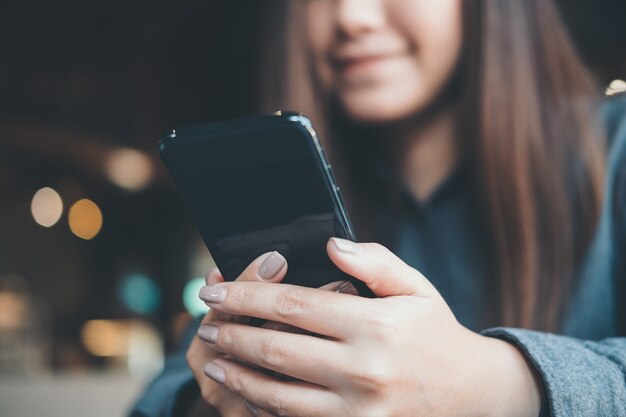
left=402, top=1, right=463, bottom=92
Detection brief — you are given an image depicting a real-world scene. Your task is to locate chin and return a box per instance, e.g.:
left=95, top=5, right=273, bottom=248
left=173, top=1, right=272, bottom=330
left=339, top=90, right=429, bottom=125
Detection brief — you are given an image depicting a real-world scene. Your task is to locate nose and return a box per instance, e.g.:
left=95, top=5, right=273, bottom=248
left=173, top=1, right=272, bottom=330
left=336, top=0, right=386, bottom=38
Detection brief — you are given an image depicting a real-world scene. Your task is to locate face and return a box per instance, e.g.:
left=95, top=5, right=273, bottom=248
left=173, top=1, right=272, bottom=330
left=305, top=0, right=463, bottom=124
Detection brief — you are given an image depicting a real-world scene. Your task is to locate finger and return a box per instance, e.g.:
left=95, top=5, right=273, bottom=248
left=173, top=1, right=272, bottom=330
left=200, top=321, right=348, bottom=387
left=199, top=282, right=370, bottom=339
left=256, top=281, right=357, bottom=335
left=202, top=269, right=231, bottom=325
left=189, top=333, right=256, bottom=416
left=205, top=358, right=344, bottom=417
left=327, top=238, right=439, bottom=299
left=206, top=268, right=224, bottom=285
left=245, top=400, right=275, bottom=417
left=197, top=378, right=244, bottom=415
left=237, top=251, right=289, bottom=283
left=202, top=383, right=258, bottom=417
left=203, top=252, right=288, bottom=290
left=206, top=251, right=288, bottom=285
left=201, top=252, right=288, bottom=324
left=186, top=335, right=226, bottom=402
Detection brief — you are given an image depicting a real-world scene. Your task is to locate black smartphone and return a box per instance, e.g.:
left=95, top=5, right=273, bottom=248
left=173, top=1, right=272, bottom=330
left=159, top=111, right=372, bottom=297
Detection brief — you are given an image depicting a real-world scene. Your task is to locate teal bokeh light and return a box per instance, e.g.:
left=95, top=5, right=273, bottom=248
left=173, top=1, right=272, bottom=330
left=119, top=274, right=161, bottom=315
left=183, top=277, right=209, bottom=316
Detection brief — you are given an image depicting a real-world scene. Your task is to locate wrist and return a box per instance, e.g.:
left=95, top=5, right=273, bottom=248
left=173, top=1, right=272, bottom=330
left=478, top=335, right=542, bottom=417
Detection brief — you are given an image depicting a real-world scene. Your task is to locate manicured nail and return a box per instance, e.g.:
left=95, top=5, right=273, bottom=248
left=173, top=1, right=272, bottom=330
left=203, top=362, right=225, bottom=384
left=330, top=237, right=361, bottom=255
left=258, top=251, right=286, bottom=280
left=244, top=401, right=259, bottom=416
left=197, top=325, right=219, bottom=344
left=199, top=285, right=227, bottom=304
left=334, top=281, right=358, bottom=295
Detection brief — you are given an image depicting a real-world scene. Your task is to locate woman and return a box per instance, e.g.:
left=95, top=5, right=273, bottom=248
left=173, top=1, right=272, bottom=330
left=132, top=0, right=626, bottom=416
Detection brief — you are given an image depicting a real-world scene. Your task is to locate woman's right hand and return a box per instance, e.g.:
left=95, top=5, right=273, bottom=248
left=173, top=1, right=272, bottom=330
left=186, top=251, right=289, bottom=417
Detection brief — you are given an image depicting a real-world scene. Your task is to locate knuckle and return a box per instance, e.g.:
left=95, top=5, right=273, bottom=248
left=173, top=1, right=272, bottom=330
left=185, top=339, right=209, bottom=367
left=349, top=359, right=394, bottom=396
left=273, top=288, right=307, bottom=319
left=266, top=392, right=289, bottom=416
left=228, top=371, right=248, bottom=396
left=364, top=313, right=399, bottom=341
left=371, top=243, right=401, bottom=274
left=218, top=325, right=236, bottom=350
left=259, top=335, right=286, bottom=367
left=380, top=250, right=398, bottom=274
left=229, top=285, right=254, bottom=310
left=369, top=242, right=394, bottom=262
left=370, top=242, right=388, bottom=253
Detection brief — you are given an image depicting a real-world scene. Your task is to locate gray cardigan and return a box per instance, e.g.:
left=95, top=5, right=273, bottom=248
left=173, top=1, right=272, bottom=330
left=481, top=95, right=626, bottom=416
left=131, top=95, right=626, bottom=417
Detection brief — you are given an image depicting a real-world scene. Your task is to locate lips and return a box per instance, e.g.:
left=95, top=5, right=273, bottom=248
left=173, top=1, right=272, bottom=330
left=337, top=55, right=395, bottom=72
left=331, top=43, right=410, bottom=74
left=332, top=52, right=407, bottom=81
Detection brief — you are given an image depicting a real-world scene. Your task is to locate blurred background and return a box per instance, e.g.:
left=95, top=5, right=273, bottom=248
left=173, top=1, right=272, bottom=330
left=0, top=1, right=625, bottom=416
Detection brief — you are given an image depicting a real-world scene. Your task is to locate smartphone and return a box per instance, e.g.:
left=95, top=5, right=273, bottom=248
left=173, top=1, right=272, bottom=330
left=159, top=111, right=372, bottom=297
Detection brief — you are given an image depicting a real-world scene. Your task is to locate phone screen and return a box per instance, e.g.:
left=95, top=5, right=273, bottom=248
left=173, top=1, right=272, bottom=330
left=160, top=115, right=355, bottom=289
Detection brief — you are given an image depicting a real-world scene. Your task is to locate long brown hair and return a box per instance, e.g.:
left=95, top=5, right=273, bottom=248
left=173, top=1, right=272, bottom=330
left=259, top=0, right=606, bottom=331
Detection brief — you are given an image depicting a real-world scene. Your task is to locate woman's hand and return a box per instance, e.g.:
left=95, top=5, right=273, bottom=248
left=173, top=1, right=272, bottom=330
left=186, top=251, right=289, bottom=417
left=186, top=251, right=359, bottom=417
left=197, top=238, right=542, bottom=417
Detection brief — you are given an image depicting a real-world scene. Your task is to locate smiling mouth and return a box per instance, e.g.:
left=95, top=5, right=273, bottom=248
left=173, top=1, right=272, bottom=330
left=333, top=54, right=406, bottom=80
left=339, top=55, right=391, bottom=69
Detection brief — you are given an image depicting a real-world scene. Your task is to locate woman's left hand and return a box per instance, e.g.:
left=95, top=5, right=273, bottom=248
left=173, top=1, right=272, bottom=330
left=198, top=238, right=542, bottom=417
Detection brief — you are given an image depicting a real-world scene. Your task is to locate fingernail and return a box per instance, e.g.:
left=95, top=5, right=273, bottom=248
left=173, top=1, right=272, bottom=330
left=199, top=285, right=227, bottom=304
left=258, top=251, right=286, bottom=280
left=203, top=362, right=225, bottom=384
left=334, top=281, right=358, bottom=295
left=197, top=325, right=219, bottom=344
left=244, top=401, right=259, bottom=417
left=330, top=237, right=361, bottom=255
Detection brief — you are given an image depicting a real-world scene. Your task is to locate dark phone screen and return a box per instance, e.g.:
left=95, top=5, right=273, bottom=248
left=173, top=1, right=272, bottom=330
left=160, top=116, right=354, bottom=289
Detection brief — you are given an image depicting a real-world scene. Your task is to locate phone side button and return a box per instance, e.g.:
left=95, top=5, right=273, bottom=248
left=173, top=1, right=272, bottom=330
left=321, top=147, right=330, bottom=165
left=326, top=166, right=338, bottom=185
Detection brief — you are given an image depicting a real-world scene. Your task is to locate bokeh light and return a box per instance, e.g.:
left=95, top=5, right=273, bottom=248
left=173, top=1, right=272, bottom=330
left=68, top=199, right=103, bottom=240
left=127, top=321, right=164, bottom=380
left=106, top=148, right=154, bottom=191
left=118, top=274, right=161, bottom=315
left=81, top=319, right=164, bottom=380
left=0, top=291, right=27, bottom=330
left=183, top=277, right=209, bottom=316
left=31, top=187, right=63, bottom=227
left=81, top=320, right=130, bottom=357
left=606, top=79, right=626, bottom=96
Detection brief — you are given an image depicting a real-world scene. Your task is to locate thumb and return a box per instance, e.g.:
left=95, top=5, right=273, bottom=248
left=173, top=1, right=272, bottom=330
left=327, top=238, right=439, bottom=298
